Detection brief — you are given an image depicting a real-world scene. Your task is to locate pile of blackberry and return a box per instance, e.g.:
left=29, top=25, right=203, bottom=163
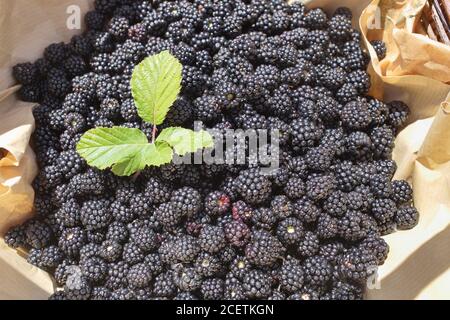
left=6, top=0, right=418, bottom=300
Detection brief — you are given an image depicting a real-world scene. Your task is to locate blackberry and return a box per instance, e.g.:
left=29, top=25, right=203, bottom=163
left=371, top=126, right=395, bottom=158
left=80, top=256, right=108, bottom=283
left=290, top=118, right=324, bottom=151
left=242, top=270, right=272, bottom=299
left=64, top=276, right=92, bottom=300
left=369, top=174, right=393, bottom=198
left=333, top=160, right=362, bottom=192
left=194, top=252, right=223, bottom=277
left=370, top=40, right=387, bottom=60
left=319, top=242, right=345, bottom=264
left=254, top=64, right=280, bottom=91
left=395, top=205, right=419, bottom=230
left=338, top=248, right=377, bottom=282
left=161, top=235, right=200, bottom=264
left=70, top=35, right=92, bottom=57
left=297, top=231, right=320, bottom=257
left=360, top=235, right=389, bottom=265
left=329, top=14, right=352, bottom=42
left=277, top=217, right=304, bottom=246
left=127, top=263, right=152, bottom=289
left=271, top=195, right=294, bottom=220
left=224, top=220, right=251, bottom=247
left=371, top=199, right=397, bottom=224
left=164, top=97, right=194, bottom=126
left=122, top=242, right=145, bottom=265
left=294, top=197, right=321, bottom=224
left=341, top=100, right=372, bottom=130
left=47, top=68, right=71, bottom=97
left=316, top=213, right=339, bottom=240
left=204, top=191, right=231, bottom=217
left=79, top=242, right=100, bottom=261
left=304, top=8, right=328, bottom=29
left=391, top=180, right=413, bottom=204
left=64, top=55, right=87, bottom=77
left=201, top=278, right=225, bottom=300
left=323, top=191, right=348, bottom=217
left=338, top=210, right=373, bottom=241
left=330, top=281, right=364, bottom=300
left=235, top=168, right=272, bottom=205
left=345, top=131, right=372, bottom=159
left=245, top=230, right=285, bottom=267
left=387, top=101, right=410, bottom=129
left=44, top=42, right=68, bottom=65
left=4, top=225, right=27, bottom=249
left=49, top=291, right=67, bottom=301
left=91, top=287, right=112, bottom=300
left=27, top=248, right=43, bottom=267
left=99, top=240, right=122, bottom=263
left=174, top=267, right=203, bottom=292
left=231, top=200, right=254, bottom=222
left=284, top=176, right=306, bottom=200
left=58, top=227, right=87, bottom=257
left=57, top=150, right=86, bottom=178
left=303, top=255, right=332, bottom=286
left=106, top=222, right=128, bottom=244
left=130, top=227, right=157, bottom=253
left=110, top=201, right=135, bottom=224
left=12, top=62, right=39, bottom=85
left=85, top=10, right=105, bottom=30
left=105, top=261, right=129, bottom=291
left=280, top=257, right=304, bottom=294
left=154, top=202, right=182, bottom=230
left=25, top=220, right=52, bottom=249
left=252, top=207, right=277, bottom=230
left=199, top=225, right=226, bottom=254
left=368, top=98, right=389, bottom=126
left=144, top=253, right=164, bottom=276
left=229, top=256, right=252, bottom=280
left=153, top=271, right=177, bottom=298
left=306, top=173, right=336, bottom=202
left=170, top=187, right=202, bottom=218
left=80, top=198, right=112, bottom=231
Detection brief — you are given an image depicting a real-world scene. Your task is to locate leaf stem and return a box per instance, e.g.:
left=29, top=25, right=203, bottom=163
left=152, top=124, right=157, bottom=144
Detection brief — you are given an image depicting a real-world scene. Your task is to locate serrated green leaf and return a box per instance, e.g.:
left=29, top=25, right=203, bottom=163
left=156, top=127, right=214, bottom=156
left=131, top=51, right=182, bottom=125
left=144, top=142, right=174, bottom=166
left=76, top=127, right=150, bottom=170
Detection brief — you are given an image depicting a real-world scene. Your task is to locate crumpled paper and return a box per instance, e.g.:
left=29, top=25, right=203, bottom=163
left=0, top=0, right=449, bottom=300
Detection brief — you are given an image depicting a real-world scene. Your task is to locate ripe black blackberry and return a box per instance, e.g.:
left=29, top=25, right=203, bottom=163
left=371, top=126, right=395, bottom=158
left=338, top=210, right=374, bottom=242
left=338, top=248, right=377, bottom=282
left=80, top=198, right=112, bottom=231
left=122, top=242, right=144, bottom=265
left=194, top=252, right=223, bottom=278
left=345, top=131, right=372, bottom=159
left=306, top=173, right=336, bottom=202
left=4, top=225, right=27, bottom=249
left=330, top=281, right=364, bottom=300
left=371, top=198, right=397, bottom=224
left=391, top=180, right=413, bottom=204
left=99, top=240, right=122, bottom=263
left=154, top=202, right=182, bottom=230
left=276, top=217, right=304, bottom=246
left=395, top=205, right=419, bottom=230
left=290, top=118, right=324, bottom=151
left=130, top=227, right=158, bottom=253
left=90, top=287, right=112, bottom=300
left=199, top=225, right=227, bottom=254
left=80, top=256, right=108, bottom=283
left=316, top=213, right=339, bottom=240
left=304, top=8, right=328, bottom=29
left=170, top=186, right=202, bottom=218
left=328, top=14, right=352, bottom=42
left=173, top=267, right=203, bottom=292
left=387, top=100, right=410, bottom=129
left=280, top=257, right=304, bottom=294
left=245, top=230, right=285, bottom=267
left=270, top=195, right=294, bottom=220
left=201, top=278, right=225, bottom=300
left=161, top=235, right=200, bottom=264
left=25, top=220, right=52, bottom=249
left=294, top=197, right=321, bottom=224
left=13, top=62, right=39, bottom=85
left=231, top=200, right=254, bottom=222
left=303, top=255, right=332, bottom=286
left=153, top=271, right=177, bottom=298
left=105, top=221, right=128, bottom=244
left=341, top=100, right=372, bottom=130
left=369, top=174, right=393, bottom=198
left=242, top=269, right=272, bottom=299
left=297, top=231, right=320, bottom=257
left=57, top=150, right=86, bottom=179
left=127, top=263, right=152, bottom=289
left=58, top=227, right=86, bottom=257
left=106, top=261, right=129, bottom=290
left=252, top=207, right=277, bottom=230
left=284, top=176, right=306, bottom=200
left=224, top=220, right=251, bottom=248
left=370, top=40, right=387, bottom=60
left=332, top=160, right=362, bottom=192
left=64, top=276, right=92, bottom=300
left=235, top=168, right=272, bottom=205
left=360, top=235, right=389, bottom=265
left=323, top=190, right=348, bottom=217
left=71, top=169, right=107, bottom=197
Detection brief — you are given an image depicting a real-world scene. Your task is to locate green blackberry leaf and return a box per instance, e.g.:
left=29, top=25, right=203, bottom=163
left=76, top=127, right=174, bottom=176
left=131, top=51, right=182, bottom=125
left=156, top=127, right=214, bottom=156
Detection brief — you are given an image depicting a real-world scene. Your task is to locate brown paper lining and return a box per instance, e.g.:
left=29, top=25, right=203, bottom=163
left=0, top=0, right=449, bottom=299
